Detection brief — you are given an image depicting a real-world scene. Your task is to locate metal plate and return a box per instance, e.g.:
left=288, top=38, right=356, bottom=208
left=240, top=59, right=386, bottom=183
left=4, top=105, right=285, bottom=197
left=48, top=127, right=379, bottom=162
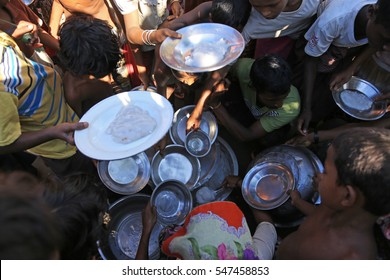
left=151, top=180, right=193, bottom=225
left=75, top=91, right=174, bottom=160
left=151, top=145, right=201, bottom=190
left=169, top=105, right=218, bottom=146
left=197, top=142, right=220, bottom=187
left=332, top=76, right=387, bottom=120
left=242, top=161, right=295, bottom=210
left=194, top=137, right=239, bottom=205
left=97, top=152, right=150, bottom=195
left=160, top=23, right=245, bottom=73
left=97, top=194, right=163, bottom=260
left=252, top=145, right=324, bottom=227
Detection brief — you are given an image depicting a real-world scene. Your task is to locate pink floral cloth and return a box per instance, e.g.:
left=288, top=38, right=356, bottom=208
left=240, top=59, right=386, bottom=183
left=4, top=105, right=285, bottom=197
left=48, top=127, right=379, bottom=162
left=161, top=201, right=259, bottom=260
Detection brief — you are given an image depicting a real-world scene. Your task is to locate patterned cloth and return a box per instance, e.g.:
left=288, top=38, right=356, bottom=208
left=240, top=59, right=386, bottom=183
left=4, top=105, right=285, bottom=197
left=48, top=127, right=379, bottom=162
left=0, top=31, right=78, bottom=159
left=161, top=201, right=259, bottom=260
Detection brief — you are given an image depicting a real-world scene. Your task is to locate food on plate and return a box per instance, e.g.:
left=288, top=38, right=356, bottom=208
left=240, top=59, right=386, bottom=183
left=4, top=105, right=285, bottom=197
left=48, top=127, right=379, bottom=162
left=106, top=105, right=157, bottom=144
left=183, top=38, right=227, bottom=68
left=340, top=90, right=373, bottom=111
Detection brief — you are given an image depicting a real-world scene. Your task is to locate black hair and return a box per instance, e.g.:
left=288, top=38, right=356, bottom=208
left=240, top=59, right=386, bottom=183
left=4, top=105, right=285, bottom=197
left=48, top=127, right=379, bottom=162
left=375, top=0, right=390, bottom=31
left=57, top=13, right=121, bottom=78
left=210, top=0, right=251, bottom=29
left=43, top=173, right=108, bottom=260
left=331, top=127, right=390, bottom=216
left=0, top=189, right=60, bottom=259
left=249, top=54, right=292, bottom=96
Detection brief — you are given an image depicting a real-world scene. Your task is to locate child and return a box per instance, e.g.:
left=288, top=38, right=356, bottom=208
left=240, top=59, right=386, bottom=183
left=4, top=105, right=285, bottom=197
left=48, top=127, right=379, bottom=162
left=277, top=127, right=390, bottom=259
left=297, top=0, right=390, bottom=135
left=57, top=13, right=121, bottom=117
left=212, top=55, right=300, bottom=143
left=242, top=0, right=320, bottom=59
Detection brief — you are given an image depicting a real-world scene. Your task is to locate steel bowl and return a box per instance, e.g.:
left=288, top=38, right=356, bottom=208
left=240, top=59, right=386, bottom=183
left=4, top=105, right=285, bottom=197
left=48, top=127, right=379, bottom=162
left=151, top=180, right=193, bottom=225
left=97, top=194, right=163, bottom=260
left=332, top=76, right=387, bottom=120
left=169, top=105, right=218, bottom=146
left=160, top=23, right=245, bottom=73
left=150, top=144, right=201, bottom=190
left=97, top=152, right=150, bottom=195
left=251, top=145, right=324, bottom=227
left=242, top=153, right=299, bottom=211
left=185, top=129, right=211, bottom=157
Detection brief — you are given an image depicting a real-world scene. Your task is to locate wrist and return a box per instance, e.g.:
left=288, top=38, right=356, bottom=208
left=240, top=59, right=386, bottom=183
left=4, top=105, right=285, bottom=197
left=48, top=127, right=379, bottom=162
left=312, top=130, right=319, bottom=144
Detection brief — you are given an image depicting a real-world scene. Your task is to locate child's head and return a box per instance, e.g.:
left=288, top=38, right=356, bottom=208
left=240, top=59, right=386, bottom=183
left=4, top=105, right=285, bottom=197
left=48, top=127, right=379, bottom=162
left=249, top=0, right=290, bottom=20
left=57, top=13, right=121, bottom=79
left=171, top=68, right=207, bottom=86
left=366, top=0, right=390, bottom=50
left=250, top=54, right=292, bottom=109
left=327, top=127, right=390, bottom=217
left=210, top=0, right=251, bottom=31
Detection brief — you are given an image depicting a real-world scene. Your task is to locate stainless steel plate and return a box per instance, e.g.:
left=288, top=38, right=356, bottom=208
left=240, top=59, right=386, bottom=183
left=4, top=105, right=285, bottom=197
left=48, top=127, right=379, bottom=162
left=151, top=180, right=193, bottom=225
left=194, top=137, right=239, bottom=205
left=151, top=145, right=201, bottom=190
left=242, top=160, right=295, bottom=210
left=332, top=76, right=387, bottom=120
left=160, top=23, right=245, bottom=73
left=169, top=105, right=218, bottom=146
left=98, top=194, right=163, bottom=260
left=97, top=152, right=150, bottom=195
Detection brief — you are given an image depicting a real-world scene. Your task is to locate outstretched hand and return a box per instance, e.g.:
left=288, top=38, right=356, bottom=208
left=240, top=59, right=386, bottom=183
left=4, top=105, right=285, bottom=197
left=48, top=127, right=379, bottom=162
left=154, top=28, right=181, bottom=44
left=186, top=111, right=202, bottom=132
left=142, top=201, right=157, bottom=235
left=297, top=109, right=312, bottom=136
left=12, top=20, right=42, bottom=48
left=53, top=122, right=88, bottom=145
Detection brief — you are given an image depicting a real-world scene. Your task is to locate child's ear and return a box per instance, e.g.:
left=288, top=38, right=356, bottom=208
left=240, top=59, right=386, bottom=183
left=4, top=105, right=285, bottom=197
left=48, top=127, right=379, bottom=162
left=340, top=185, right=358, bottom=207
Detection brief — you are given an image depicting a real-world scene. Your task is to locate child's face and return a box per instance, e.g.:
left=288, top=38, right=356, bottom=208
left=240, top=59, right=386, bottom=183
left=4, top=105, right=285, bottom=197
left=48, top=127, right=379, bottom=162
left=172, top=70, right=199, bottom=86
left=249, top=0, right=289, bottom=19
left=317, top=145, right=344, bottom=208
left=366, top=4, right=390, bottom=51
left=257, top=91, right=287, bottom=109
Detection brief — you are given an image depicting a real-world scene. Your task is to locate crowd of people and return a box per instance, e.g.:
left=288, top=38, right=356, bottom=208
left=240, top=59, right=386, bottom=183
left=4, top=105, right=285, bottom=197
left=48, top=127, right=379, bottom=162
left=1, top=0, right=390, bottom=260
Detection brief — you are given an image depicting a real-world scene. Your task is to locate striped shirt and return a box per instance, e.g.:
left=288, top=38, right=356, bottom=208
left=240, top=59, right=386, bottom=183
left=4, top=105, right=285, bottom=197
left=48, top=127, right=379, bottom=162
left=0, top=31, right=78, bottom=159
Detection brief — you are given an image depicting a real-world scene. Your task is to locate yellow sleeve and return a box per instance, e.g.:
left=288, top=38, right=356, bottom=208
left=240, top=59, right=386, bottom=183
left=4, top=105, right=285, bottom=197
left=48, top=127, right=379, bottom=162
left=0, top=93, right=21, bottom=146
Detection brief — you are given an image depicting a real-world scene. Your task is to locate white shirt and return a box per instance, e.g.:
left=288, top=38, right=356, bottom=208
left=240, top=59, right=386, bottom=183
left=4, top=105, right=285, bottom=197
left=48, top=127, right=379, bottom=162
left=304, top=0, right=376, bottom=57
left=241, top=0, right=321, bottom=44
left=113, top=0, right=169, bottom=30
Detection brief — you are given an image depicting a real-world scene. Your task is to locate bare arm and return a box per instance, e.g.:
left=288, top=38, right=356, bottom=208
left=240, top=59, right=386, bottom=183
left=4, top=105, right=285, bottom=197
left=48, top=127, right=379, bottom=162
left=48, top=0, right=64, bottom=38
left=329, top=46, right=374, bottom=91
left=0, top=122, right=88, bottom=155
left=136, top=202, right=157, bottom=260
left=160, top=1, right=212, bottom=31
left=186, top=65, right=230, bottom=132
left=297, top=55, right=318, bottom=135
left=212, top=105, right=268, bottom=142
left=289, top=189, right=316, bottom=216
left=122, top=10, right=181, bottom=46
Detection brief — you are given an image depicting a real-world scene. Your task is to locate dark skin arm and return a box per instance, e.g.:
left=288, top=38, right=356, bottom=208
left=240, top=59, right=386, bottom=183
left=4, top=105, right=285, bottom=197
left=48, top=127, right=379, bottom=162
left=0, top=122, right=88, bottom=154
left=289, top=189, right=316, bottom=216
left=135, top=202, right=157, bottom=260
left=212, top=104, right=268, bottom=142
left=186, top=65, right=230, bottom=132
left=297, top=55, right=318, bottom=135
